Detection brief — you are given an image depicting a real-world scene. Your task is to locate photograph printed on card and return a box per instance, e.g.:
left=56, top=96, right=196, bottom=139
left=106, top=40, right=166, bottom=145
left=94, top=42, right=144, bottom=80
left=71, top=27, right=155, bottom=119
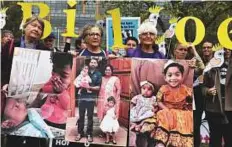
left=129, top=59, right=194, bottom=147
left=65, top=56, right=131, bottom=146
left=1, top=48, right=75, bottom=139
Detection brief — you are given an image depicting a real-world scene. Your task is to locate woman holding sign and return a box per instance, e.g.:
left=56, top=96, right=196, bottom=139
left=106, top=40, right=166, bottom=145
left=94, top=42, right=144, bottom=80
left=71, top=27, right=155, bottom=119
left=1, top=16, right=47, bottom=90
left=64, top=24, right=106, bottom=57
left=79, top=24, right=106, bottom=57
left=126, top=20, right=165, bottom=59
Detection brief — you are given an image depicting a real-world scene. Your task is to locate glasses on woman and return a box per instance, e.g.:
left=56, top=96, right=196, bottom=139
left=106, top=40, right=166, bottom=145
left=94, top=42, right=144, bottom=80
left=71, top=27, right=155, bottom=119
left=88, top=33, right=101, bottom=37
left=141, top=32, right=155, bottom=37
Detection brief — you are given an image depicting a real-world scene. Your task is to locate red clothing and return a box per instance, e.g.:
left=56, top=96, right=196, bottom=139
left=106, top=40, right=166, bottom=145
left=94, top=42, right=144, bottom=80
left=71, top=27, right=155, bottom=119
left=41, top=76, right=70, bottom=124
left=152, top=84, right=193, bottom=146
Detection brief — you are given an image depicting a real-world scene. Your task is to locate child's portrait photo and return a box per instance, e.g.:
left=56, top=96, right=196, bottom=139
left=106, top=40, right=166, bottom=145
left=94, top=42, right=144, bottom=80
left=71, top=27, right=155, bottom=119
left=129, top=58, right=194, bottom=147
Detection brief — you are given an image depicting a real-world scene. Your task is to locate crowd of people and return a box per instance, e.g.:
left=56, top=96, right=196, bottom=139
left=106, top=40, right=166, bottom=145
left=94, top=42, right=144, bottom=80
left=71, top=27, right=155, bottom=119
left=1, top=15, right=232, bottom=147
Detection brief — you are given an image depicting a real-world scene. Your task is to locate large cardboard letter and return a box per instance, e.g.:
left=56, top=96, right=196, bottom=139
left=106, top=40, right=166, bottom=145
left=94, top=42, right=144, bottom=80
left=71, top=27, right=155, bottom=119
left=62, top=0, right=78, bottom=38
left=107, top=8, right=126, bottom=50
left=175, top=16, right=205, bottom=46
left=218, top=17, right=232, bottom=50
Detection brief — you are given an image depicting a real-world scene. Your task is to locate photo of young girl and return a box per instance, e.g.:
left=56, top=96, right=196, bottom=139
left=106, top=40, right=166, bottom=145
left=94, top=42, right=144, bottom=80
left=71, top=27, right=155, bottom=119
left=129, top=59, right=194, bottom=147
left=152, top=60, right=193, bottom=147
left=33, top=52, right=73, bottom=137
left=99, top=96, right=119, bottom=144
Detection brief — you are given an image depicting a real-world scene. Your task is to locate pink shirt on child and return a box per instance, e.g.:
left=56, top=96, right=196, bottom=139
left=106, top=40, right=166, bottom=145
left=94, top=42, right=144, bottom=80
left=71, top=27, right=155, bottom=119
left=41, top=75, right=70, bottom=124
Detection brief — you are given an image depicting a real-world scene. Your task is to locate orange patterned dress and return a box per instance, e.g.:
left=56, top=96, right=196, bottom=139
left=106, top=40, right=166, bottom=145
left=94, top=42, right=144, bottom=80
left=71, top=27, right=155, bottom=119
left=152, top=84, right=193, bottom=147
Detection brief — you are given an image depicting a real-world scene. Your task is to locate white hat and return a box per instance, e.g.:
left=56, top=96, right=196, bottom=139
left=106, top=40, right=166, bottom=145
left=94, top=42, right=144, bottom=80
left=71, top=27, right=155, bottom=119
left=138, top=20, right=157, bottom=35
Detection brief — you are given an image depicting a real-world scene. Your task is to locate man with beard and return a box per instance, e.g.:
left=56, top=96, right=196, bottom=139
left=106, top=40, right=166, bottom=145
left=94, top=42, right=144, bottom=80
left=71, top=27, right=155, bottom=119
left=202, top=41, right=214, bottom=65
left=75, top=58, right=102, bottom=142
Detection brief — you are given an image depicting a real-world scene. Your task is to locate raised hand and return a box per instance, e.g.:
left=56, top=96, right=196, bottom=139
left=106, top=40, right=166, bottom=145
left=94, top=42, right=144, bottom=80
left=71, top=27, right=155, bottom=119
left=51, top=76, right=67, bottom=93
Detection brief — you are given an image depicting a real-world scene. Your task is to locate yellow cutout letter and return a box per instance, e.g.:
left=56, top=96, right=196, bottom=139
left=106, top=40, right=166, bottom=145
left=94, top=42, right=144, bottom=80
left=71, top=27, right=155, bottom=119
left=62, top=0, right=78, bottom=38
left=175, top=16, right=205, bottom=46
left=217, top=17, right=232, bottom=50
left=17, top=2, right=51, bottom=39
left=107, top=8, right=126, bottom=50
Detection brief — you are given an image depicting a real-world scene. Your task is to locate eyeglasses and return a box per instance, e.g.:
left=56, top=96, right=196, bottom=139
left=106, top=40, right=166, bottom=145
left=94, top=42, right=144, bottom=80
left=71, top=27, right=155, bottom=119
left=203, top=46, right=212, bottom=49
left=88, top=33, right=101, bottom=37
left=141, top=32, right=155, bottom=36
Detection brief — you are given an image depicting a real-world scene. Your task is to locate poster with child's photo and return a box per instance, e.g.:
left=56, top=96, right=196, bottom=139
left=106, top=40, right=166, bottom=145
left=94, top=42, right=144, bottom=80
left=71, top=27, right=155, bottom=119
left=129, top=58, right=194, bottom=147
left=65, top=56, right=131, bottom=146
left=2, top=47, right=75, bottom=139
